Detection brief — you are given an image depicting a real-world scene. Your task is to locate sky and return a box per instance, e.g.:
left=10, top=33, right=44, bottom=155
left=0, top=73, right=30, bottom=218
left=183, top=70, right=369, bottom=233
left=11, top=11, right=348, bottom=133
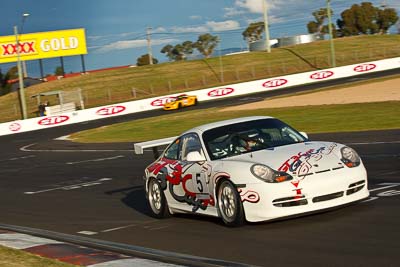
left=1, top=0, right=399, bottom=78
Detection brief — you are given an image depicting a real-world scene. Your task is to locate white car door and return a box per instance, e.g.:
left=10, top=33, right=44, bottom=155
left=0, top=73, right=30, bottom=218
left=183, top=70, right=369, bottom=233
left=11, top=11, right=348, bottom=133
left=179, top=133, right=214, bottom=213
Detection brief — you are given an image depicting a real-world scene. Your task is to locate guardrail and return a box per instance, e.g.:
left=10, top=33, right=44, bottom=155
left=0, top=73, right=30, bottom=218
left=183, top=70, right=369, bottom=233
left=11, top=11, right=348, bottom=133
left=1, top=57, right=399, bottom=137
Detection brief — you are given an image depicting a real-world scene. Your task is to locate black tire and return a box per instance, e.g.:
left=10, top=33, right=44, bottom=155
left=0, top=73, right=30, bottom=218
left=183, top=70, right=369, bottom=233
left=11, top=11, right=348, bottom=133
left=217, top=180, right=245, bottom=226
left=147, top=179, right=170, bottom=218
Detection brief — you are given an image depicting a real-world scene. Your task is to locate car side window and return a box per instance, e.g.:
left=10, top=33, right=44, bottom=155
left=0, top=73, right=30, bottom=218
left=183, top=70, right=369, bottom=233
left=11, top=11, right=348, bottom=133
left=164, top=138, right=180, bottom=160
left=180, top=133, right=204, bottom=161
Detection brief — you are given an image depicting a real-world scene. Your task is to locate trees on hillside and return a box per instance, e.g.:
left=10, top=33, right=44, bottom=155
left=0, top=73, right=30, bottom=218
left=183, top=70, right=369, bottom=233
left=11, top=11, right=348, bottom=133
left=54, top=66, right=64, bottom=76
left=307, top=8, right=337, bottom=37
left=136, top=54, right=159, bottom=66
left=305, top=2, right=398, bottom=37
left=5, top=66, right=18, bottom=80
left=0, top=69, right=6, bottom=95
left=242, top=22, right=265, bottom=43
left=0, top=67, right=16, bottom=96
left=375, top=5, right=398, bottom=34
left=160, top=33, right=219, bottom=61
left=193, top=33, right=219, bottom=58
left=337, top=2, right=398, bottom=36
left=161, top=41, right=194, bottom=61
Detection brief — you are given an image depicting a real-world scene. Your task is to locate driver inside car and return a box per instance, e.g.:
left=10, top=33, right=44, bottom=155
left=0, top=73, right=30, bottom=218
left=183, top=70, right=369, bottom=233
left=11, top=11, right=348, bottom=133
left=235, top=133, right=260, bottom=152
left=238, top=131, right=272, bottom=152
left=242, top=137, right=258, bottom=151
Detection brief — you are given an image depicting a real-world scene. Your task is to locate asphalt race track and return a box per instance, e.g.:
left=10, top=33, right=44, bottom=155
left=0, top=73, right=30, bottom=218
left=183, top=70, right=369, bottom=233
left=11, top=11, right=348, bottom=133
left=0, top=71, right=399, bottom=266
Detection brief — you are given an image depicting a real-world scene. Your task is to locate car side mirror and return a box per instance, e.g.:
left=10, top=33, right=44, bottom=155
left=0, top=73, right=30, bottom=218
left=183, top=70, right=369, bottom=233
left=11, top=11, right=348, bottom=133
left=186, top=151, right=206, bottom=162
left=299, top=131, right=308, bottom=139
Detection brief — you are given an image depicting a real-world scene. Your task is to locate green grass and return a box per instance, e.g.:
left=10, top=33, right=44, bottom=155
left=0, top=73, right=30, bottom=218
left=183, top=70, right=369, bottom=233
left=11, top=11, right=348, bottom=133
left=70, top=101, right=400, bottom=143
left=1, top=34, right=399, bottom=123
left=0, top=245, right=76, bottom=267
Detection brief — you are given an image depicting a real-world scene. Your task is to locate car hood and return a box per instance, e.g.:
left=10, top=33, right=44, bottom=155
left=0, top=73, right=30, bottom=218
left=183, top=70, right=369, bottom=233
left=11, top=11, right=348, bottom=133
left=164, top=101, right=177, bottom=106
left=222, top=141, right=345, bottom=177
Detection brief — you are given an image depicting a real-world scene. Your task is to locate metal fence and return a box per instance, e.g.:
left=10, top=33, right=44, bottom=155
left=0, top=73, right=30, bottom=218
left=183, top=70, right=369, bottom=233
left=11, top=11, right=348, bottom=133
left=2, top=43, right=400, bottom=123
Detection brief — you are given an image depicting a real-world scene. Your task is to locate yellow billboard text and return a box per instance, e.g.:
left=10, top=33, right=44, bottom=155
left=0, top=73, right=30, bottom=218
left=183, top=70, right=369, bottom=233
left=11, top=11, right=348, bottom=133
left=0, top=28, right=87, bottom=63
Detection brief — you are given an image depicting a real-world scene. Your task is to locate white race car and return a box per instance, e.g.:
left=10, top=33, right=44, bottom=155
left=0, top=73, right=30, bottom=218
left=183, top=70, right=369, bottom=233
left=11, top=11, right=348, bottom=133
left=134, top=116, right=369, bottom=226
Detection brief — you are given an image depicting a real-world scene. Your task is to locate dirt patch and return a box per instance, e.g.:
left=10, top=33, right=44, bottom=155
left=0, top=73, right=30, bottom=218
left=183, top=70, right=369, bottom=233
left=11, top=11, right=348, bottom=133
left=222, top=77, right=400, bottom=111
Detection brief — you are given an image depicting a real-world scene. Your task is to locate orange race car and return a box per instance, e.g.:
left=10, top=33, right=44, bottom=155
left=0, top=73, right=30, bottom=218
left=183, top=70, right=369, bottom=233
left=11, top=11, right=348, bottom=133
left=163, top=94, right=198, bottom=110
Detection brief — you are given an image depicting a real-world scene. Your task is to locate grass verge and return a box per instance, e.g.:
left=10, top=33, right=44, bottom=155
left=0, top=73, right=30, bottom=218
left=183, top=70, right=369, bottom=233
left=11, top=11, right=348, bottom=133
left=70, top=101, right=400, bottom=143
left=0, top=245, right=75, bottom=267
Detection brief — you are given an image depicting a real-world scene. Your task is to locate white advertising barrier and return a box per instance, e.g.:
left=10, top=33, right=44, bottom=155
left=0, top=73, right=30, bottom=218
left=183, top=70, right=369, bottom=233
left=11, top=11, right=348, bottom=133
left=0, top=57, right=399, bottom=137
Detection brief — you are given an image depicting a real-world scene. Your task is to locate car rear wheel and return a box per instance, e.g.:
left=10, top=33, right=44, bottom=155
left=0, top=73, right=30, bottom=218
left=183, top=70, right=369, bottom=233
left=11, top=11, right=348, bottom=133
left=148, top=179, right=170, bottom=218
left=217, top=180, right=245, bottom=226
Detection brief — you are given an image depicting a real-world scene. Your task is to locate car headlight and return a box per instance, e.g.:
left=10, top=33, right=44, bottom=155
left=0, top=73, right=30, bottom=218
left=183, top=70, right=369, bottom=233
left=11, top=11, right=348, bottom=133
left=340, top=147, right=360, bottom=168
left=251, top=164, right=293, bottom=183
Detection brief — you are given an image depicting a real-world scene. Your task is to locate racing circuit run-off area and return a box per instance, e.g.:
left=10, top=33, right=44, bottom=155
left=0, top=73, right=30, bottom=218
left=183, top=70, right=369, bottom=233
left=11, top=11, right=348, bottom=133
left=0, top=109, right=399, bottom=266
left=0, top=0, right=399, bottom=265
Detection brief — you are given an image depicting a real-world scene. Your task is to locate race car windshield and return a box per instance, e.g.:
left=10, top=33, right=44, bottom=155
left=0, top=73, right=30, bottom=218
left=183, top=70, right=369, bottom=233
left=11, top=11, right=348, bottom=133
left=203, top=118, right=308, bottom=160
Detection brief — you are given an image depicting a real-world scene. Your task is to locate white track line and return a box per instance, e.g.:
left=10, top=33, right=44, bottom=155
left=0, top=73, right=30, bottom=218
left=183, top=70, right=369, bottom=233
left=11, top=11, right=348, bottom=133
left=66, top=155, right=125, bottom=165
left=77, top=231, right=98, bottom=236
left=19, top=143, right=161, bottom=153
left=20, top=143, right=133, bottom=152
left=369, top=184, right=400, bottom=192
left=54, top=135, right=72, bottom=141
left=361, top=197, right=379, bottom=203
left=363, top=183, right=400, bottom=202
left=347, top=141, right=400, bottom=145
left=24, top=178, right=112, bottom=195
left=100, top=224, right=138, bottom=233
left=0, top=155, right=36, bottom=162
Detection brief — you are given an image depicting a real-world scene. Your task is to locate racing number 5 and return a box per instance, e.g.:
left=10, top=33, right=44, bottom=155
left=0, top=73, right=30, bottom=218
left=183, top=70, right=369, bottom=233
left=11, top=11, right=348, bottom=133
left=195, top=173, right=204, bottom=193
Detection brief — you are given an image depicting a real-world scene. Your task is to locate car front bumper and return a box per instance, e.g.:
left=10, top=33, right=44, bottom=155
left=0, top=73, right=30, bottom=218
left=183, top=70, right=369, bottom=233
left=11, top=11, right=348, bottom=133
left=240, top=164, right=369, bottom=222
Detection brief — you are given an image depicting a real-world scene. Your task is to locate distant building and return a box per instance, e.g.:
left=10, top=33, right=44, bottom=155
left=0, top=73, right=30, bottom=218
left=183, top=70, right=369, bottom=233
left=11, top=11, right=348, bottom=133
left=8, top=77, right=44, bottom=92
left=249, top=33, right=323, bottom=51
left=249, top=39, right=279, bottom=51
left=277, top=33, right=324, bottom=47
left=43, top=65, right=132, bottom=81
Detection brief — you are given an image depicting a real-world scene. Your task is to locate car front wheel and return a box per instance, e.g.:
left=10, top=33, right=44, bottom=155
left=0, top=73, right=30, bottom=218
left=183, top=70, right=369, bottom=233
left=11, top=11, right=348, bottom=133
left=217, top=180, right=245, bottom=226
left=148, top=179, right=170, bottom=218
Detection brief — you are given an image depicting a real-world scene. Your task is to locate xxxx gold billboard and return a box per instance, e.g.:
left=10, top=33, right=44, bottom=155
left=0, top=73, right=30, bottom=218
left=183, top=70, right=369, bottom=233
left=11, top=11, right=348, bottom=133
left=0, top=28, right=87, bottom=64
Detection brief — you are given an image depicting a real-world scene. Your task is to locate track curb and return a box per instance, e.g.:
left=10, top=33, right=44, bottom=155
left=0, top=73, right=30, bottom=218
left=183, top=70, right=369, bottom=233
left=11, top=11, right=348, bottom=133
left=0, top=223, right=252, bottom=267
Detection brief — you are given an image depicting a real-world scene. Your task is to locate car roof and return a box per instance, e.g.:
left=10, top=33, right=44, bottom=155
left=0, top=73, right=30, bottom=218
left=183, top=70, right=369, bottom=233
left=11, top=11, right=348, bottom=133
left=183, top=116, right=274, bottom=134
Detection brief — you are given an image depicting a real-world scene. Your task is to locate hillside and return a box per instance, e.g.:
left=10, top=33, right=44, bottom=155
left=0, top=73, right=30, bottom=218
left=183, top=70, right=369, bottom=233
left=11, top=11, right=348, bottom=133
left=1, top=34, right=399, bottom=123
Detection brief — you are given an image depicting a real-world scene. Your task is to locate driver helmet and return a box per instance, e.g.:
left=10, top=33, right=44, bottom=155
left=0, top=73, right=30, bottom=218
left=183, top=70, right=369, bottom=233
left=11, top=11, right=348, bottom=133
left=239, top=132, right=260, bottom=150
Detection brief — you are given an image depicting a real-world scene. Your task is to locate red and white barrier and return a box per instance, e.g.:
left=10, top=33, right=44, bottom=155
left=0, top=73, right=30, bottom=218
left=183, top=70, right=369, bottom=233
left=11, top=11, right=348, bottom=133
left=1, top=57, right=399, bottom=136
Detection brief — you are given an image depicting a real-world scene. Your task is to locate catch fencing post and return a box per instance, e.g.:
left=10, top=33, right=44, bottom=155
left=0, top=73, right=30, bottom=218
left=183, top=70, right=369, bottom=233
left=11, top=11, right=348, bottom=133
left=107, top=89, right=112, bottom=101
left=251, top=66, right=255, bottom=78
left=78, top=88, right=85, bottom=110
left=202, top=76, right=207, bottom=86
left=235, top=68, right=240, bottom=81
left=168, top=81, right=172, bottom=92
